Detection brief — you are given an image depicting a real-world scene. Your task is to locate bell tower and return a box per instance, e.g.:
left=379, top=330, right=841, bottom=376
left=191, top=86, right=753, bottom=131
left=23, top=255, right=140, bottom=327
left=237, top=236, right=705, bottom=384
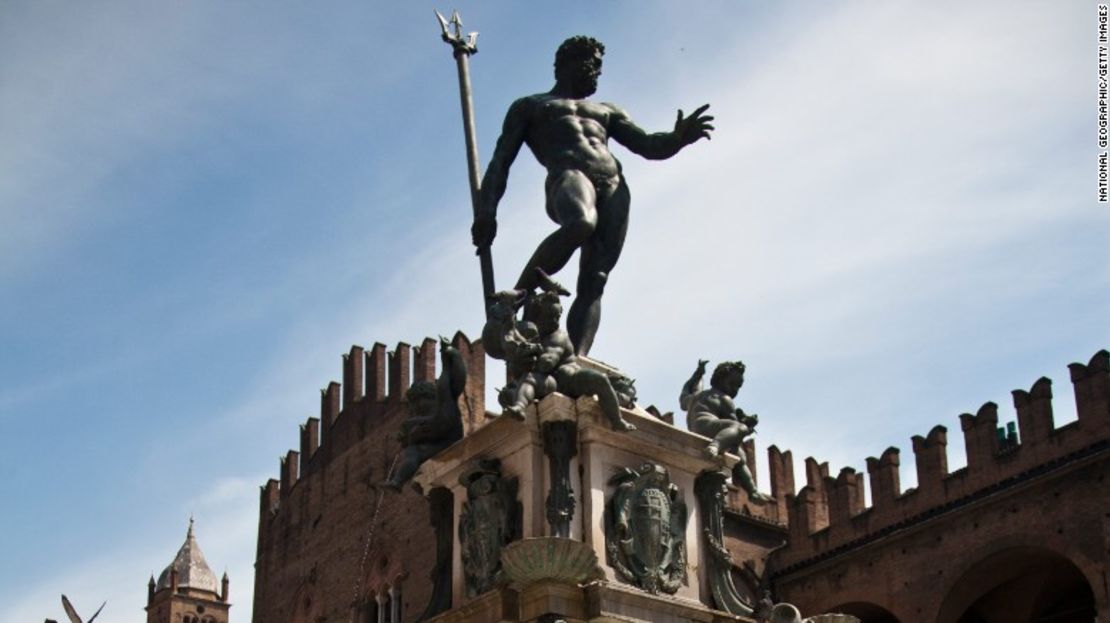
left=145, top=518, right=231, bottom=623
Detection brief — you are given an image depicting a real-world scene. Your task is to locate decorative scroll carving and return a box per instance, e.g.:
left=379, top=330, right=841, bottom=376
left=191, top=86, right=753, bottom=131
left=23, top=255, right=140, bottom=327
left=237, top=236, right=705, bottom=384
left=604, top=463, right=687, bottom=594
left=542, top=421, right=578, bottom=537
left=458, top=459, right=520, bottom=597
left=695, top=470, right=754, bottom=616
left=417, top=487, right=453, bottom=621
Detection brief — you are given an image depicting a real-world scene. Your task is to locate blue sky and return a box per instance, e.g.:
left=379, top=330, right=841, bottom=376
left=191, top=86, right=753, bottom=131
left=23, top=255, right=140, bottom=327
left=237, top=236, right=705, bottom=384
left=2, top=2, right=1106, bottom=621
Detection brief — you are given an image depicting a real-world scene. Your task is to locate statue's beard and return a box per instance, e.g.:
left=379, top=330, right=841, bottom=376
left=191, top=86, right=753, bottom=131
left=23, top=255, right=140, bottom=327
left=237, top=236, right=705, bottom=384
left=576, top=75, right=598, bottom=97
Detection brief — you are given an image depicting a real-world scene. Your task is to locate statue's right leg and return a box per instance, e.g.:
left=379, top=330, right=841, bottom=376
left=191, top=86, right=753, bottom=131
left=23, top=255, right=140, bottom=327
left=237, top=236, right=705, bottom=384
left=385, top=447, right=419, bottom=491
left=514, top=170, right=598, bottom=291
left=567, top=177, right=629, bottom=356
left=713, top=422, right=744, bottom=455
left=695, top=419, right=742, bottom=459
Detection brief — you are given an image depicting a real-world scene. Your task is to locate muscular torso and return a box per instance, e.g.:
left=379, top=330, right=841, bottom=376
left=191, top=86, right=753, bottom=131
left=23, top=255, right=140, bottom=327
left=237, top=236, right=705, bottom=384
left=690, top=389, right=737, bottom=422
left=537, top=328, right=578, bottom=373
left=523, top=94, right=622, bottom=179
left=515, top=327, right=577, bottom=399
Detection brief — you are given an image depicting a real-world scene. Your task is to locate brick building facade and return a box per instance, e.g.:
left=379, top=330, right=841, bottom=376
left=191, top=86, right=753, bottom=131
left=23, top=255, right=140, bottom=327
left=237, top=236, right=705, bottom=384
left=251, top=335, right=486, bottom=623
left=769, top=350, right=1110, bottom=622
left=251, top=341, right=1108, bottom=623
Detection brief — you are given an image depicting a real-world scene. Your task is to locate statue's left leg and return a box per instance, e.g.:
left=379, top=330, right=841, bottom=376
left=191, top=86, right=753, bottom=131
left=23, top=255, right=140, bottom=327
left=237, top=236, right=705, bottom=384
left=568, top=177, right=629, bottom=357
left=562, top=367, right=635, bottom=432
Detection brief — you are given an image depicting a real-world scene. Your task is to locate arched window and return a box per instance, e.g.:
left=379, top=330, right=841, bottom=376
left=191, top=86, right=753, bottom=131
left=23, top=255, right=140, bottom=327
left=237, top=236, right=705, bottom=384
left=360, top=598, right=378, bottom=623
left=380, top=586, right=392, bottom=623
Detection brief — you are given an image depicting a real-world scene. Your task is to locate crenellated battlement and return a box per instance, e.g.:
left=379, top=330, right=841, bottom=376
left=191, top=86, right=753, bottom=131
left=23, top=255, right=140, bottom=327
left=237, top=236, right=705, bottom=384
left=253, top=333, right=486, bottom=623
left=772, top=349, right=1110, bottom=572
left=257, top=332, right=487, bottom=510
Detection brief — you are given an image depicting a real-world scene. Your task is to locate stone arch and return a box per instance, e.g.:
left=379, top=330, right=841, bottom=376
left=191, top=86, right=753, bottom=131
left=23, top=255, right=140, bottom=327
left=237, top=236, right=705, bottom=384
left=934, top=541, right=1097, bottom=623
left=794, top=581, right=910, bottom=623
left=937, top=533, right=1103, bottom=603
left=826, top=601, right=901, bottom=623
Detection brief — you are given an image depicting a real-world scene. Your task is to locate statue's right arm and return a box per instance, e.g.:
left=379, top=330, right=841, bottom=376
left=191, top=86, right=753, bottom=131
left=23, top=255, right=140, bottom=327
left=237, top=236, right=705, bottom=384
left=679, top=360, right=708, bottom=411
left=473, top=98, right=530, bottom=248
left=438, top=342, right=468, bottom=400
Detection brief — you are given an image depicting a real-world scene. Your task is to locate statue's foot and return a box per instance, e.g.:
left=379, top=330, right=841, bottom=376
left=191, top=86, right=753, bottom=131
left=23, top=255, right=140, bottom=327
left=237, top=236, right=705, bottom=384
left=534, top=267, right=571, bottom=296
left=748, top=491, right=771, bottom=503
left=503, top=405, right=527, bottom=421
left=611, top=419, right=637, bottom=432
left=704, top=443, right=720, bottom=460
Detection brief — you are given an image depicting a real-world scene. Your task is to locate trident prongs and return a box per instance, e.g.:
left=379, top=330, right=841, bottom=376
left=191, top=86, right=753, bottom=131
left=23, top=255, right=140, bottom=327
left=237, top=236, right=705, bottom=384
left=434, top=9, right=478, bottom=55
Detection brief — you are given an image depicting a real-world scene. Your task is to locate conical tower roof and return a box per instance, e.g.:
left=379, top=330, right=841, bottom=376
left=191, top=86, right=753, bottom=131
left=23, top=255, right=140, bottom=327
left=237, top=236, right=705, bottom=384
left=156, top=518, right=220, bottom=594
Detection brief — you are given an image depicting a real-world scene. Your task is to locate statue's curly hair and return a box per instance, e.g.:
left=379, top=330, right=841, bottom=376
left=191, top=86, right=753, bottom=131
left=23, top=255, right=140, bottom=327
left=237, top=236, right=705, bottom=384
left=554, top=35, right=605, bottom=73
left=406, top=381, right=437, bottom=403
left=710, top=360, right=746, bottom=389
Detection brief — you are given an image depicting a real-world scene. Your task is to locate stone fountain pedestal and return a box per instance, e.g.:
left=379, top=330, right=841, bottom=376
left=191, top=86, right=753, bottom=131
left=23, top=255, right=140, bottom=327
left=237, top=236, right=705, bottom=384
left=413, top=390, right=758, bottom=623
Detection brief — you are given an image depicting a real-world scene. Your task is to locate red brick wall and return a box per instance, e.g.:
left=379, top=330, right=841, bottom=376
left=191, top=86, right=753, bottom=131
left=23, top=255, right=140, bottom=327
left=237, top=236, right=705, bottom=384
left=252, top=334, right=486, bottom=623
left=770, top=349, right=1110, bottom=622
left=253, top=341, right=1108, bottom=623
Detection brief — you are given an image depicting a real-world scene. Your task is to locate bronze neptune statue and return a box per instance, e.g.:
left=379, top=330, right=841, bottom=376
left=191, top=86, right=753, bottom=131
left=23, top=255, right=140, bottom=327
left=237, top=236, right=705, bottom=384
left=472, top=36, right=714, bottom=356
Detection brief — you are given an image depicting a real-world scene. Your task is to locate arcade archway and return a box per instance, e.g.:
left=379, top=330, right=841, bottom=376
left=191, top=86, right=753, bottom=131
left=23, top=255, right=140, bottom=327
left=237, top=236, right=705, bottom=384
left=827, top=601, right=900, bottom=623
left=936, top=546, right=1095, bottom=623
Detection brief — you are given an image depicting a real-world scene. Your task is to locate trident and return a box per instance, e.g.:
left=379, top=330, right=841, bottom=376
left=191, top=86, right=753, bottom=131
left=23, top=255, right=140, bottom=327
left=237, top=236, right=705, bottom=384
left=435, top=10, right=495, bottom=309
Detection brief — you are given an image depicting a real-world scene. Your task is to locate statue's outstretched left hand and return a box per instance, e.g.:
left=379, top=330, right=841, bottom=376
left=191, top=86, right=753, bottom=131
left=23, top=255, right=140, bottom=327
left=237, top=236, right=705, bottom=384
left=674, top=104, right=714, bottom=146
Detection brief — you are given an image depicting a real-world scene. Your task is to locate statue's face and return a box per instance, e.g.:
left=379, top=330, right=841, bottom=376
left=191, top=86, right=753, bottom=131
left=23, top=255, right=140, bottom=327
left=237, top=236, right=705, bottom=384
left=557, top=49, right=602, bottom=97
left=534, top=300, right=563, bottom=334
left=572, top=51, right=603, bottom=97
left=719, top=370, right=744, bottom=396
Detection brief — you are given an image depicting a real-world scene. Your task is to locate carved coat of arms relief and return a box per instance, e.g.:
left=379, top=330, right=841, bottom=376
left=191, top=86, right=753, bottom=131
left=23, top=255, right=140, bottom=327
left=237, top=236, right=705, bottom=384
left=604, top=462, right=688, bottom=594
left=458, top=458, right=521, bottom=597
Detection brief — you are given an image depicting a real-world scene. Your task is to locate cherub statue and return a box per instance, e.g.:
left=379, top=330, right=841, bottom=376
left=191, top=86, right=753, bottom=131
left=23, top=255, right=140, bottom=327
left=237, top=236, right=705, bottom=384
left=680, top=359, right=768, bottom=501
left=483, top=270, right=635, bottom=431
left=384, top=336, right=467, bottom=491
left=482, top=269, right=570, bottom=400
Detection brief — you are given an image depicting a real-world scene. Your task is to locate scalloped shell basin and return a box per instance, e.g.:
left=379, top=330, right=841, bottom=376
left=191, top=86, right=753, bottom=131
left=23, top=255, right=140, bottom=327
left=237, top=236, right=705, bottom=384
left=499, top=537, right=605, bottom=587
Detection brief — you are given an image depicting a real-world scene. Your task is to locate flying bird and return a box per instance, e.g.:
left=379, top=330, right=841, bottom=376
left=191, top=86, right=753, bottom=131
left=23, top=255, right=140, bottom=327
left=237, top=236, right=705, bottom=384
left=57, top=594, right=106, bottom=623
